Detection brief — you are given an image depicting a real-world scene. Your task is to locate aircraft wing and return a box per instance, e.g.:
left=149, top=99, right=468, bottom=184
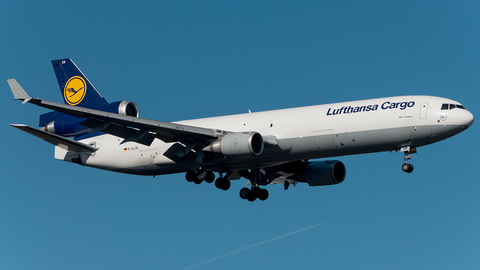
left=10, top=124, right=99, bottom=152
left=8, top=79, right=220, bottom=148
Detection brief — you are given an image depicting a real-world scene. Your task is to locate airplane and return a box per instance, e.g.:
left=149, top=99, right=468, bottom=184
left=8, top=59, right=474, bottom=201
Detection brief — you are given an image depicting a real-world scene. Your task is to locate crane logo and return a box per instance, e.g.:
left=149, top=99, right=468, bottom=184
left=64, top=76, right=86, bottom=105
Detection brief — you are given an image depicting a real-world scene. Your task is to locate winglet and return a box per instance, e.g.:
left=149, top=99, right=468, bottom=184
left=7, top=79, right=31, bottom=104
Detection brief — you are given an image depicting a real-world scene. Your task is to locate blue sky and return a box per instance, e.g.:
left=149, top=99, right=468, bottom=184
left=1, top=1, right=479, bottom=269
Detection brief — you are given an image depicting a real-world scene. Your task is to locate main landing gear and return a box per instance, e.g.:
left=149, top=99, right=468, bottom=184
left=215, top=176, right=231, bottom=191
left=239, top=187, right=269, bottom=202
left=238, top=169, right=269, bottom=202
left=185, top=170, right=231, bottom=190
left=401, top=147, right=416, bottom=173
left=185, top=169, right=269, bottom=201
left=185, top=170, right=215, bottom=184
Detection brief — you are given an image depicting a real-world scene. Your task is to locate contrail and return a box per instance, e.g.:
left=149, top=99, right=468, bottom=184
left=183, top=222, right=323, bottom=270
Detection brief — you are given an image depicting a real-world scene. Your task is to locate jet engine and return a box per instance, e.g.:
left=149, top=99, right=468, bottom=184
left=204, top=132, right=264, bottom=157
left=296, top=160, right=346, bottom=186
left=42, top=101, right=139, bottom=137
left=103, top=101, right=139, bottom=117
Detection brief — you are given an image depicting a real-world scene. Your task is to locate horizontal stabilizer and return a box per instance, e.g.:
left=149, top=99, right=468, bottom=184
left=10, top=124, right=99, bottom=152
left=7, top=79, right=31, bottom=104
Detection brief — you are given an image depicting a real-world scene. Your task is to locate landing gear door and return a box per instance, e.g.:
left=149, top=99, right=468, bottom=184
left=420, top=102, right=429, bottom=119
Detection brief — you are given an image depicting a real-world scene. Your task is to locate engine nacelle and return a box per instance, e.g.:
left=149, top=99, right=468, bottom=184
left=44, top=114, right=89, bottom=137
left=297, top=160, right=346, bottom=186
left=101, top=101, right=139, bottom=117
left=205, top=132, right=264, bottom=157
left=42, top=101, right=139, bottom=137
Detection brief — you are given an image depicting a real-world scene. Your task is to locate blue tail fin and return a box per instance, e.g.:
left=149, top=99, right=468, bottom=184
left=51, top=59, right=108, bottom=109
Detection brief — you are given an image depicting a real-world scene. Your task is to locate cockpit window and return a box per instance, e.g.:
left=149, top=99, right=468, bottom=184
left=441, top=103, right=466, bottom=110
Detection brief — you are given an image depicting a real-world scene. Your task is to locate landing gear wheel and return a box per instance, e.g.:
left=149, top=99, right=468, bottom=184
left=258, top=189, right=269, bottom=201
left=252, top=187, right=261, bottom=196
left=185, top=170, right=196, bottom=182
left=215, top=178, right=222, bottom=189
left=215, top=177, right=231, bottom=191
left=193, top=178, right=203, bottom=184
left=196, top=170, right=207, bottom=181
left=205, top=171, right=215, bottom=183
left=402, top=163, right=414, bottom=173
left=247, top=191, right=257, bottom=202
left=239, top=187, right=250, bottom=199
left=222, top=179, right=231, bottom=190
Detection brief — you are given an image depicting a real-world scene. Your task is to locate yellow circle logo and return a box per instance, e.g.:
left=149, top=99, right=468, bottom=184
left=64, top=76, right=86, bottom=105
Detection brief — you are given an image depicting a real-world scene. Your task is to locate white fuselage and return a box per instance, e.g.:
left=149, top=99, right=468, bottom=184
left=55, top=95, right=474, bottom=175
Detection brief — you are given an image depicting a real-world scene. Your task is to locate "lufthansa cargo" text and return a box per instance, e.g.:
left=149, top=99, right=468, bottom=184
left=326, top=101, right=415, bottom=116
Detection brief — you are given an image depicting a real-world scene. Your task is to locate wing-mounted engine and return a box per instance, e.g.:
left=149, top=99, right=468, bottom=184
left=296, top=160, right=346, bottom=186
left=204, top=132, right=264, bottom=157
left=40, top=101, right=140, bottom=137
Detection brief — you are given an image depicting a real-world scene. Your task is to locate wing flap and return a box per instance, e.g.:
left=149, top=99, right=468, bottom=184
left=10, top=124, right=99, bottom=152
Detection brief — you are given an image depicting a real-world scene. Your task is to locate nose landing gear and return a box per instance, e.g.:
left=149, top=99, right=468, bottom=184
left=402, top=162, right=414, bottom=173
left=401, top=147, right=416, bottom=173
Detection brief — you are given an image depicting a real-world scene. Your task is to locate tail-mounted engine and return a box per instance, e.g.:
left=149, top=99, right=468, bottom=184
left=41, top=101, right=139, bottom=137
left=112, top=101, right=139, bottom=117
left=296, top=160, right=346, bottom=186
left=204, top=132, right=264, bottom=157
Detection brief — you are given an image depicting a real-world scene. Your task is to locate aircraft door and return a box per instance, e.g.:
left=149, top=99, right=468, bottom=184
left=420, top=102, right=429, bottom=119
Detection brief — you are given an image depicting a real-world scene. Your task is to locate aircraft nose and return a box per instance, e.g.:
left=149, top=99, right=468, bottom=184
left=465, top=110, right=474, bottom=127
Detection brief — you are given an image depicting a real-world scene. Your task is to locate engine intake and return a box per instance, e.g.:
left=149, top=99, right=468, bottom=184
left=205, top=132, right=264, bottom=157
left=297, top=160, right=346, bottom=186
left=118, top=101, right=139, bottom=117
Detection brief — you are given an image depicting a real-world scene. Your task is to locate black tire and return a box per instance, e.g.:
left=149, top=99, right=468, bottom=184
left=239, top=188, right=250, bottom=199
left=205, top=171, right=215, bottom=183
left=193, top=178, right=203, bottom=184
left=196, top=170, right=207, bottom=181
left=185, top=170, right=196, bottom=182
left=215, top=178, right=223, bottom=189
left=407, top=164, right=414, bottom=173
left=247, top=191, right=256, bottom=202
left=402, top=163, right=410, bottom=172
left=215, top=178, right=231, bottom=190
left=222, top=179, right=231, bottom=191
left=258, top=189, right=269, bottom=201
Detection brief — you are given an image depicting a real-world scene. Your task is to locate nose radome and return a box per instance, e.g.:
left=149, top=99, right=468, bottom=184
left=464, top=111, right=474, bottom=127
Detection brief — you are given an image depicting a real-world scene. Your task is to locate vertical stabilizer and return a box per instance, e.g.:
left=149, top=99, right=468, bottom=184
left=51, top=59, right=108, bottom=109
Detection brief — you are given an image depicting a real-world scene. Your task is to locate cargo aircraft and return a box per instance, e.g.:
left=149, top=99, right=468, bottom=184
left=8, top=59, right=474, bottom=201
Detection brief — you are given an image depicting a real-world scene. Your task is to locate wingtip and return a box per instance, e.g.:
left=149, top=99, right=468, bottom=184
left=9, top=124, right=27, bottom=129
